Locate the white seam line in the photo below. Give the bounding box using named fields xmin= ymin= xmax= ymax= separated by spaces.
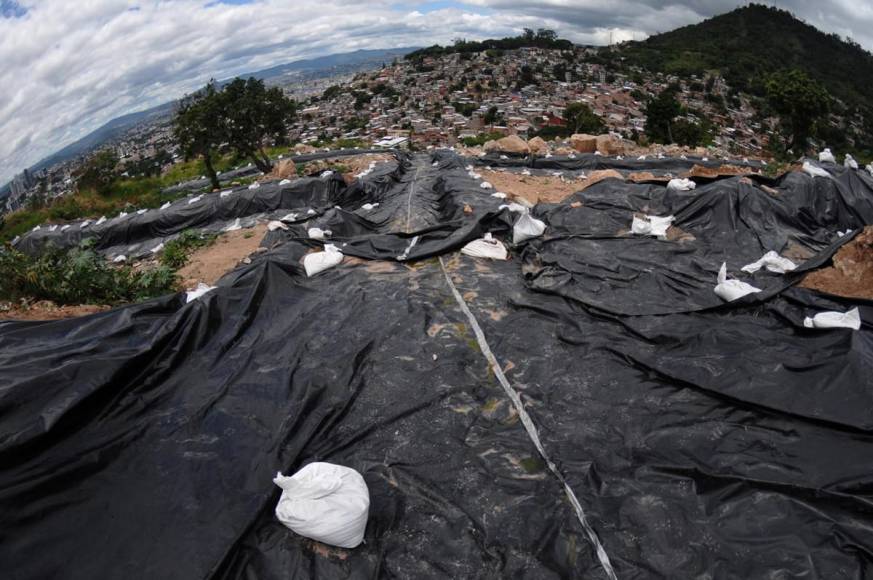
xmin=405 ymin=166 xmax=421 ymax=233
xmin=439 ymin=256 xmax=618 ymax=580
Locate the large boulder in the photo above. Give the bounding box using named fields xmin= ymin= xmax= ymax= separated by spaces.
xmin=293 ymin=143 xmax=317 ymax=155
xmin=484 ymin=134 xmax=531 ymax=155
xmin=270 ymin=160 xmax=298 ymax=180
xmin=569 ymin=134 xmax=597 ymax=153
xmin=595 ymin=134 xmax=625 ymax=155
xmin=527 ymin=136 xmax=550 ymax=156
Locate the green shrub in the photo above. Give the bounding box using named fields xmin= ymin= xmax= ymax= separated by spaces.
xmin=0 ymin=241 xmax=177 ymax=306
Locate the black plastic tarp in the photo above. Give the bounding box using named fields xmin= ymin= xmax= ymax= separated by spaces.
xmin=2 ymin=151 xmax=872 ymax=579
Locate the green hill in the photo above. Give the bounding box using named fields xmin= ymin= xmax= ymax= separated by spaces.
xmin=620 ymin=4 xmax=873 ymax=110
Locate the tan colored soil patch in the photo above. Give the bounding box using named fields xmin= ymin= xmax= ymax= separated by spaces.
xmin=0 ymin=301 xmax=110 ymax=321
xmin=178 ymin=224 xmax=268 ymax=287
xmin=800 ymin=226 xmax=873 ymax=299
xmin=628 ymin=171 xmax=670 ymax=183
xmin=576 ymin=169 xmax=625 ymax=193
xmin=480 ymin=170 xmax=587 ymax=204
xmin=682 ymin=164 xmax=756 ymax=179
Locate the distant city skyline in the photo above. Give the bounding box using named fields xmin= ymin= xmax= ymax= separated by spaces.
xmin=2 ymin=0 xmax=872 ymax=185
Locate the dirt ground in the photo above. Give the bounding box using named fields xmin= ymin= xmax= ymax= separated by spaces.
xmin=686 ymin=164 xmax=761 ymax=179
xmin=0 ymin=301 xmax=111 ymax=321
xmin=481 ymin=169 xmax=625 ymax=204
xmin=178 ymin=224 xmax=269 ymax=287
xmin=800 ymin=226 xmax=873 ymax=299
xmin=264 ymin=153 xmax=394 ymax=184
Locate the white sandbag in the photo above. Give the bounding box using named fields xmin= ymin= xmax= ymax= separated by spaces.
xmin=61 ymin=224 xmax=70 ymax=231
xmin=80 ymin=220 xmax=91 ymax=229
xmin=361 ymin=203 xmax=379 ymax=211
xmin=220 ymin=190 xmax=234 ymax=198
xmin=307 ymin=209 xmax=316 ymax=215
xmin=513 ymin=212 xmax=546 ymax=244
xmin=461 ymin=233 xmax=508 ymax=260
xmin=32 ymin=225 xmax=40 ymax=232
xmin=802 ymin=161 xmax=830 ymax=178
xmin=150 ymin=242 xmax=164 ymax=254
xmin=521 ymin=169 xmax=531 ymax=176
xmin=96 ymin=216 xmax=107 ymax=225
xmin=667 ymin=178 xmax=696 ymax=191
xmin=160 ymin=201 xmax=171 ymax=210
xmin=714 ymin=262 xmax=762 ymax=302
xmin=637 ymin=155 xmax=646 ymax=161
xmin=137 ymin=209 xmax=148 ymax=215
xmin=866 ymin=163 xmax=873 ymax=176
xmin=308 ymin=227 xmax=330 ymax=240
xmin=803 ymin=307 xmax=861 ymax=330
xmin=741 ymin=251 xmax=797 ymax=274
xmin=844 ymin=154 xmax=859 ymax=169
xmin=279 ymin=179 xmax=292 ymax=185
xmin=248 ymin=182 xmax=261 ymax=190
xmin=49 ymin=225 xmax=58 ymax=232
xmin=185 ymin=282 xmax=216 ymax=303
xmin=491 ymin=192 xmax=507 ymax=199
xmin=187 ymin=195 xmax=202 ymax=205
xmin=273 ymin=462 xmax=369 ymax=549
xmin=818 ymin=148 xmax=835 ymax=163
xmin=280 ymin=212 xmax=299 ymax=222
xmin=499 ymin=202 xmax=529 ymax=213
xmin=113 ymin=255 xmax=127 ymax=263
xmin=224 ymin=218 xmax=242 ymax=232
xmin=480 ymin=181 xmax=493 ymax=189
xmin=117 ymin=211 xmax=128 ymax=219
xmin=304 ymin=244 xmax=343 ymax=277
xmin=267 ymin=220 xmax=288 ymax=231
xmin=631 ymin=214 xmax=674 ymax=237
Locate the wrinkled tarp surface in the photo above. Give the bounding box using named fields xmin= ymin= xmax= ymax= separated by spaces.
xmin=2 ymin=152 xmax=873 ymax=579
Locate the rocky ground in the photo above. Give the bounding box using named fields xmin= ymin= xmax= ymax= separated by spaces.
xmin=265 ymin=153 xmax=394 ymax=184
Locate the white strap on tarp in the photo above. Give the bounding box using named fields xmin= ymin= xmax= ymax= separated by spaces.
xmin=438 ymin=256 xmax=617 ymax=580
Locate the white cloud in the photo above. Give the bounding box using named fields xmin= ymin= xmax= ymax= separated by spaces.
xmin=1 ymin=0 xmax=871 ymax=184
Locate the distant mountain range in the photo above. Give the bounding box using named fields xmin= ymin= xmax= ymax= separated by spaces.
xmin=1 ymin=47 xmax=416 ymax=197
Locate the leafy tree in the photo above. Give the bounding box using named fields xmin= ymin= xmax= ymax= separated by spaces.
xmin=765 ymin=69 xmax=830 ymax=153
xmin=518 ymin=65 xmax=536 ymax=88
xmin=77 ymin=150 xmax=120 ymax=196
xmin=174 ymin=82 xmax=224 ymax=190
xmin=220 ymin=78 xmax=296 ymax=172
xmin=564 ymin=102 xmax=605 ymax=135
xmin=484 ymin=106 xmax=499 ymax=125
xmin=672 ymin=118 xmax=713 ymax=147
xmin=644 ymin=88 xmax=682 ymax=144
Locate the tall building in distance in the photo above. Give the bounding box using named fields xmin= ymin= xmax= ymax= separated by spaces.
xmin=9 ymin=168 xmax=35 ymax=197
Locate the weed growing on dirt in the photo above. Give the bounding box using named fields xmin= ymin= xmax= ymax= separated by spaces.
xmin=0 ymin=240 xmax=177 ymax=305
xmin=160 ymin=230 xmax=217 ymax=269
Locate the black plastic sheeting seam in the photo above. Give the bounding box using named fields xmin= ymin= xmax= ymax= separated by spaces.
xmin=438 ymin=255 xmax=618 ymax=580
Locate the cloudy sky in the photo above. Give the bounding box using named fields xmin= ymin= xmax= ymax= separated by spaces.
xmin=1 ymin=0 xmax=871 ymax=184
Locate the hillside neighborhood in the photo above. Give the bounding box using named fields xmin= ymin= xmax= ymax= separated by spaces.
xmin=4 ymin=43 xmax=774 ymax=213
